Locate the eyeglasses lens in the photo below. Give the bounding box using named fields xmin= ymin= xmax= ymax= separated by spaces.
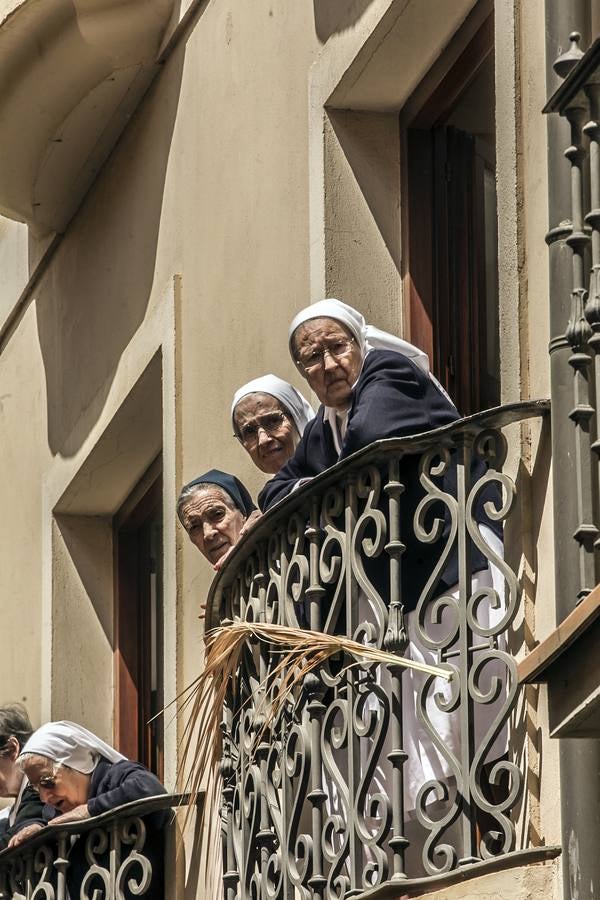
xmin=240 ymin=413 xmax=286 ymax=446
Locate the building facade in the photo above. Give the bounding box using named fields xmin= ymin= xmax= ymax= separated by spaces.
xmin=0 ymin=0 xmax=598 ymax=897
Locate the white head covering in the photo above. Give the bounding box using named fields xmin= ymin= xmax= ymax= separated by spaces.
xmin=231 ymin=374 xmax=315 ymax=436
xmin=288 ymin=298 xmax=454 ymax=407
xmin=289 ymin=298 xmax=430 ymax=367
xmin=19 ymin=721 xmax=126 ymax=775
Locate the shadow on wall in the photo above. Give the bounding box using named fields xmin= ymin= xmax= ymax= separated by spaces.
xmin=327 ymin=110 xmax=401 ymax=273
xmin=313 ymin=0 xmax=377 ymax=42
xmin=506 ymin=414 xmax=551 ymax=848
xmin=323 ymin=109 xmax=401 ymax=322
xmin=35 ymin=40 xmax=185 ymax=458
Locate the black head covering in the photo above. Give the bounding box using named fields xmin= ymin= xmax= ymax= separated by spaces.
xmin=180 ymin=469 xmax=256 ymax=517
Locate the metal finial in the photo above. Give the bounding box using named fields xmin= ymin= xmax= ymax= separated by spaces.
xmin=554 ymin=32 xmax=584 ymax=78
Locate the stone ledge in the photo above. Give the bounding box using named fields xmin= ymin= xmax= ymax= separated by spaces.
xmin=354 ymin=847 xmax=562 ymax=899
xmin=406 ymin=856 xmax=559 ymax=899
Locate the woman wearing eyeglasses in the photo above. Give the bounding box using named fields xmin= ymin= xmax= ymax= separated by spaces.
xmin=14 ymin=721 xmax=167 ymax=898
xmin=259 ymin=298 xmax=459 ymax=510
xmin=231 ymin=374 xmax=315 ymax=475
xmin=259 ymin=297 xmax=503 ymax=607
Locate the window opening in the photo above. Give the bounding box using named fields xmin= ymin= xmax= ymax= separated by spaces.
xmin=403 ymin=13 xmax=499 ymax=414
xmin=114 ymin=462 xmax=164 ymax=779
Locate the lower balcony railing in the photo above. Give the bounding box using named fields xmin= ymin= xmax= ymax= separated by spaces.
xmin=207 ymin=400 xmax=551 ymax=899
xmin=0 ymin=793 xmax=186 ymax=900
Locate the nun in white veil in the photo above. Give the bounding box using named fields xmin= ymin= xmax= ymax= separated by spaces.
xmin=259 ymin=298 xmax=507 ymax=872
xmin=232 ymin=374 xmax=315 ymax=475
xmin=17 ymin=721 xmax=167 ymax=898
xmin=287 ymin=298 xmax=455 ymax=453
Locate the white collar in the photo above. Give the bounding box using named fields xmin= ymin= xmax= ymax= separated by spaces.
xmin=324 ymin=407 xmax=349 ymax=456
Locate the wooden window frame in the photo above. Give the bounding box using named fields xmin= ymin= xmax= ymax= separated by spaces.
xmin=400 ymin=6 xmax=495 ymax=413
xmin=113 ymin=458 xmax=163 ymax=777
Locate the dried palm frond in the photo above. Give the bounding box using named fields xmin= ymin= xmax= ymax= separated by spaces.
xmin=176 ymin=618 xmax=452 ymax=843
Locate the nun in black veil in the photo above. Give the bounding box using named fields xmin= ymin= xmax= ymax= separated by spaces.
xmin=177 ymin=468 xmax=257 ymax=570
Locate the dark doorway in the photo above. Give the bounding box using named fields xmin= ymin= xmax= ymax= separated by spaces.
xmin=114 ymin=460 xmax=164 ymax=779
xmin=402 ymin=10 xmax=499 ymax=415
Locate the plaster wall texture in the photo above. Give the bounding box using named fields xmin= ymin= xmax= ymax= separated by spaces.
xmin=517 ymin=0 xmax=555 ymax=636
xmin=0 ymin=0 xmax=23 ymax=23
xmin=158 ymin=0 xmax=321 ymax=709
xmin=0 ymin=0 xmax=175 ymax=232
xmin=0 ymin=303 xmax=49 ymax=728
xmin=324 ymin=109 xmax=402 ymax=334
xmin=0 ymin=216 xmax=27 ymax=324
xmin=51 ymin=515 xmax=114 ymax=735
xmin=515 ymin=0 xmax=561 ymax=863
xmin=405 ymin=858 xmax=560 ymax=899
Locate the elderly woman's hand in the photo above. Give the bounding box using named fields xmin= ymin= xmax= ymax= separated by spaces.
xmin=239 ymin=509 xmax=263 ymax=537
xmin=7 ymin=823 xmax=44 ymax=848
xmin=212 ymin=510 xmax=263 ymax=572
xmin=48 ymin=804 xmax=90 ymax=825
xmin=212 ymin=546 xmax=233 ymax=572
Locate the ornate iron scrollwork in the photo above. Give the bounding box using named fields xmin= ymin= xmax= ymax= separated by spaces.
xmin=210 ymin=407 xmax=547 ymax=898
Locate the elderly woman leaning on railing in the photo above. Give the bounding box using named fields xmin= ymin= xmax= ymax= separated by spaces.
xmin=4 ymin=721 xmax=168 ymax=900
xmin=259 ymin=299 xmax=507 ymax=755
xmin=206 ymin=395 xmax=550 ymax=898
xmin=0 ymin=793 xmax=183 ymax=900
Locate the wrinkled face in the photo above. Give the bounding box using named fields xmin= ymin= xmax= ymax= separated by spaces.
xmin=22 ymin=755 xmax=90 ymax=812
xmin=293 ymin=318 xmax=363 ymax=410
xmin=181 ymin=488 xmax=245 ymax=564
xmin=233 ymin=393 xmax=300 ymax=474
xmin=0 ymin=739 xmax=23 ymax=797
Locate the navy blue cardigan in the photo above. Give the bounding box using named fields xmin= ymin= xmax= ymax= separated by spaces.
xmin=0 ymin=783 xmax=51 ymax=850
xmin=86 ymin=758 xmax=166 ymax=821
xmin=259 ymin=350 xmax=502 ymax=612
xmin=67 ymin=759 xmax=167 ymax=900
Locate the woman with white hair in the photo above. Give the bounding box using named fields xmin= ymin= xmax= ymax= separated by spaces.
xmin=260 ymin=299 xmax=459 ymax=506
xmin=260 ymin=295 xmax=503 ymax=619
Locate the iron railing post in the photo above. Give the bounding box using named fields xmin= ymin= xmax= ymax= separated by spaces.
xmin=544 ymin=5 xmax=600 ymax=897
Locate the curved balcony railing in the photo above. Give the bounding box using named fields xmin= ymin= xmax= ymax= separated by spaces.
xmin=0 ymin=793 xmax=189 ymax=899
xmin=207 ymin=400 xmax=551 ymax=899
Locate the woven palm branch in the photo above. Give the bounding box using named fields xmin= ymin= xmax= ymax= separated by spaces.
xmin=176 ymin=618 xmax=452 ymax=841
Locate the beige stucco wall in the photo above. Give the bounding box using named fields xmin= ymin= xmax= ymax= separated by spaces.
xmin=0 ymin=304 xmax=48 ymax=729
xmin=0 ymin=0 xmax=321 ymax=767
xmin=164 ymin=0 xmax=321 ymax=735
xmin=0 ymin=216 xmax=27 ymax=325
xmin=516 ymin=0 xmax=562 ymax=865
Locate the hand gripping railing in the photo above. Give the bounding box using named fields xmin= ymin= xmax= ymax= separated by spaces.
xmin=0 ymin=793 xmax=188 ymax=900
xmin=206 ymin=400 xmax=551 ymax=900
